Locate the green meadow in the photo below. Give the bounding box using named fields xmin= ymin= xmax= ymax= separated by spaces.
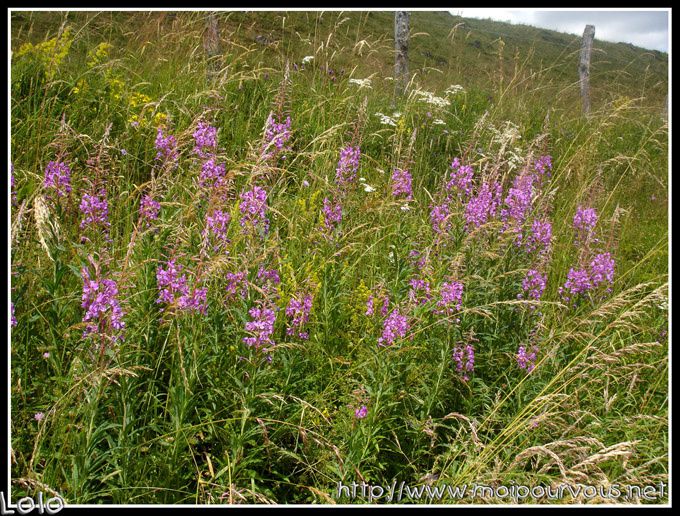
xmin=9 ymin=11 xmax=668 ymax=504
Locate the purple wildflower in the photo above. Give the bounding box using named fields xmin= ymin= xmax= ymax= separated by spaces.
xmin=285 ymin=292 xmax=313 ymax=340
xmin=193 ymin=121 xmax=218 ymax=158
xmin=559 ymin=267 xmax=592 ymax=303
xmin=408 ymin=278 xmax=432 ymax=306
xmin=391 ymin=168 xmax=413 ymax=200
xmin=256 ymin=267 xmax=281 ymax=298
xmin=517 ymin=344 xmax=538 ymax=372
xmin=589 ymin=252 xmax=615 ymax=289
xmin=262 ymin=114 xmax=292 ymax=161
xmin=203 ymin=209 xmax=231 ymax=252
xmin=34 ymin=412 xmax=45 ymax=422
xmin=435 ymin=281 xmax=464 ymax=317
xmin=378 ymin=309 xmax=409 ymax=346
xmin=156 ymin=259 xmax=208 ymax=315
xmin=322 ymin=196 xmax=342 ymax=233
xmin=366 ymin=294 xmax=375 ymax=316
xmin=524 ymin=218 xmax=552 ymax=255
xmin=11 ymin=303 xmax=17 ymax=327
xmin=11 ymin=164 xmax=17 ymax=206
xmin=367 ymin=291 xmax=390 ymax=317
xmin=381 ymin=294 xmax=390 ymax=316
xmin=43 ymin=161 xmax=72 ymax=197
xmin=355 ymin=405 xmax=368 ymax=419
xmin=430 ymin=201 xmax=451 ymax=236
xmin=446 ymin=158 xmax=474 ymax=200
xmin=519 ymin=269 xmax=547 ymax=304
xmin=243 ymin=306 xmax=277 ymax=352
xmin=140 ymin=194 xmax=161 ymax=226
xmin=465 ymin=181 xmax=502 ymax=230
xmin=199 ymin=158 xmax=226 ymax=189
xmin=226 ymin=271 xmax=249 ymax=300
xmin=177 ymin=286 xmax=208 ymax=315
xmin=257 ymin=267 xmax=280 ymax=287
xmin=534 ymin=155 xmax=552 ymax=178
xmin=79 ymin=189 xmax=110 ymax=232
xmin=501 ymin=171 xmax=535 ymax=232
xmin=156 ymin=259 xmax=190 ymax=306
xmin=81 ymin=267 xmax=125 ymax=341
xmin=408 ymin=250 xmax=428 ymax=272
xmin=335 ymin=146 xmax=361 ymax=186
xmin=452 ymin=343 xmax=475 ymax=381
xmin=573 ymin=206 xmax=598 ymax=243
xmin=239 ymin=186 xmax=269 ymax=235
xmin=155 ymin=127 xmax=179 ymax=163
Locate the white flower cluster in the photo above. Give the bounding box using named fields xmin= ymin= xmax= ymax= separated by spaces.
xmin=489 ymin=120 xmax=522 ymax=147
xmin=359 ymin=177 xmax=376 ymax=192
xmin=445 ymin=84 xmax=465 ymax=96
xmin=375 ymin=112 xmax=400 ymax=126
xmin=507 ymin=148 xmax=525 ymax=171
xmin=412 ymin=89 xmax=451 ymax=108
xmin=484 ymin=120 xmax=524 ymax=170
xmin=348 ymin=78 xmax=372 ymax=89
xmin=302 ymin=55 xmax=314 ymax=64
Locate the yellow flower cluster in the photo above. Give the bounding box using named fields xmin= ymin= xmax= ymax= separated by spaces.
xmin=296 ymin=189 xmax=323 ymax=221
xmin=304 ymin=258 xmax=323 ymax=298
xmin=348 ymin=279 xmax=372 ymax=332
xmin=86 ymin=42 xmax=113 ymax=68
xmin=129 ymin=112 xmax=168 ymax=129
xmin=276 ymin=261 xmax=298 ymax=310
xmin=153 ymin=112 xmax=169 ymax=128
xmin=73 ymin=41 xmax=169 ymax=128
xmin=107 ymin=76 xmax=125 ymax=100
xmin=126 ymin=92 xmax=168 ymax=129
xmin=275 ymin=255 xmax=323 ymax=311
xmin=14 ymin=27 xmax=73 ymax=80
xmin=128 ymin=92 xmax=151 ymax=108
xmin=72 ymin=78 xmax=87 ymax=95
xmin=396 ymin=115 xmax=408 ymax=136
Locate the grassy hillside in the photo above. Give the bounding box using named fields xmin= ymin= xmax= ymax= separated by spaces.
xmin=11 ymin=11 xmax=668 ymax=109
xmin=9 ymin=11 xmax=668 ymax=505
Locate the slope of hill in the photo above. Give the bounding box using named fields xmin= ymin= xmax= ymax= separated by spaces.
xmin=11 ymin=10 xmax=668 ymax=113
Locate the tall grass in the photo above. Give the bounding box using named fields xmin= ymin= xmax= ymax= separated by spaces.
xmin=9 ymin=11 xmax=668 ymax=504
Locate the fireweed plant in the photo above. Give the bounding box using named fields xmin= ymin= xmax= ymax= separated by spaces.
xmin=9 ymin=13 xmax=667 ymax=505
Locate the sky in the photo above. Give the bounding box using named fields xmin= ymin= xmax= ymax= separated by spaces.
xmin=450 ymin=9 xmax=670 ymax=53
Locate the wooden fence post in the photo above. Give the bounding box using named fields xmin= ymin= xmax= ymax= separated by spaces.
xmin=204 ymin=12 xmax=221 ymax=80
xmin=394 ymin=11 xmax=410 ymax=99
xmin=579 ymin=24 xmax=595 ymax=115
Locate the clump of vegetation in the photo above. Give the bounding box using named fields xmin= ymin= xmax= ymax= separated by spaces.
xmin=10 ymin=11 xmax=667 ymax=505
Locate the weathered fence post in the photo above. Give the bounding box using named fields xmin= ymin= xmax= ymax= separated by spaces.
xmin=394 ymin=11 xmax=410 ymax=99
xmin=579 ymin=24 xmax=595 ymax=115
xmin=204 ymin=12 xmax=221 ymax=79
